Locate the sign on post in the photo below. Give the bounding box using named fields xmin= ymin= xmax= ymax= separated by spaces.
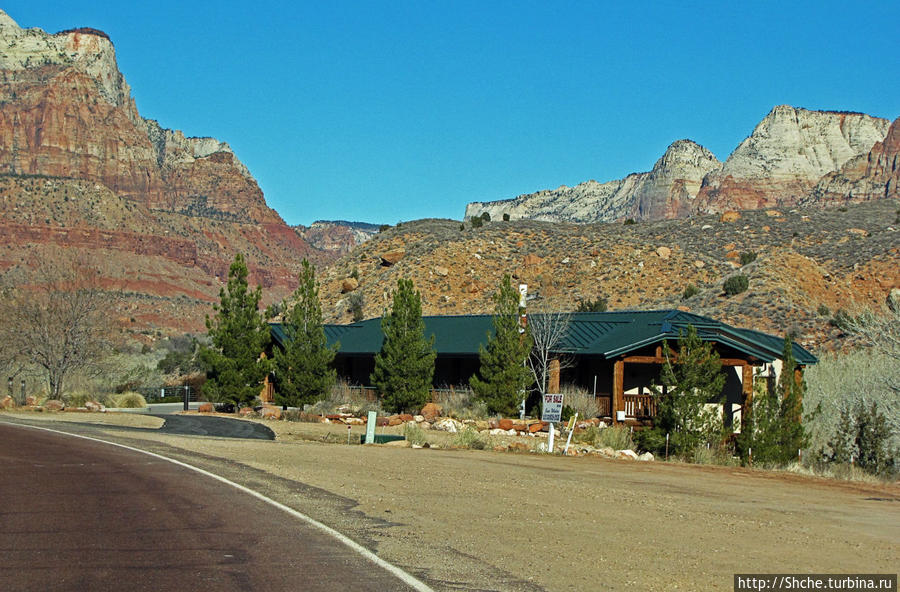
xmin=541 ymin=393 xmax=563 ymax=423
xmin=364 ymin=410 xmax=377 ymax=444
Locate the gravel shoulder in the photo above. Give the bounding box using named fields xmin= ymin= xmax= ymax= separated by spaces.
xmin=4 ymin=410 xmax=898 ymax=592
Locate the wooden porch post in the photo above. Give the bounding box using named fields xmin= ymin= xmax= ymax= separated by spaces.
xmin=740 ymin=363 xmax=753 ymax=432
xmin=612 ymin=359 xmax=624 ymax=425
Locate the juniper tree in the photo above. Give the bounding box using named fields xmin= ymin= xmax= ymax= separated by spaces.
xmin=470 ymin=275 xmax=533 ymax=416
xmin=644 ymin=325 xmax=726 ymax=456
xmin=273 ymin=260 xmax=337 ymax=408
xmin=738 ymin=336 xmax=809 ymax=465
xmin=199 ymin=253 xmax=271 ymax=406
xmin=370 ymin=278 xmax=435 ymax=413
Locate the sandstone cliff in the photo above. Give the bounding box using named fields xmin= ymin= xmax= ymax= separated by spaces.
xmin=0 ymin=10 xmax=328 ymax=337
xmin=465 ymin=140 xmax=720 ymax=223
xmin=467 ymin=106 xmax=892 ymax=222
xmin=804 ymin=117 xmax=900 ymax=206
xmin=694 ymin=106 xmax=890 ymax=213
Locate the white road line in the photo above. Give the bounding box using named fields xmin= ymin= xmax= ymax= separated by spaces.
xmin=3 ymin=420 xmax=434 ymax=592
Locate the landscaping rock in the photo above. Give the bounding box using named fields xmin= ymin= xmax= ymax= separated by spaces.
xmin=433 ymin=417 xmax=463 ymax=433
xmin=398 ymin=413 xmax=414 ymax=422
xmin=343 ymin=417 xmax=365 ymax=425
xmin=388 ymin=416 xmax=403 ymax=427
xmin=84 ymin=401 xmax=104 ymax=412
xmin=616 ymin=449 xmax=639 ymax=460
xmin=507 ymin=442 xmax=530 ymax=453
xmin=43 ymin=399 xmax=64 ymax=411
xmin=414 ymin=414 xmax=425 ymax=423
xmin=25 ymin=396 xmax=38 ymax=406
xmin=528 ymin=422 xmax=544 ymax=433
xmin=498 ymin=418 xmax=514 ymax=431
xmin=489 ymin=428 xmax=508 ymax=436
xmin=420 ymin=402 xmax=442 ymax=421
xmin=0 ymin=395 xmax=15 ymax=409
xmin=598 ymin=447 xmax=616 ymax=458
xmin=638 ymin=452 xmax=655 ymax=462
xmin=198 ymin=402 xmax=214 ymax=413
xmin=239 ymin=407 xmax=255 ymax=416
xmin=720 ymin=211 xmax=741 ymax=223
xmin=261 ymin=405 xmax=282 ymax=420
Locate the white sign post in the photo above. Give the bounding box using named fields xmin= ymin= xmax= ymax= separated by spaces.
xmin=364 ymin=410 xmax=377 ymax=444
xmin=541 ymin=393 xmax=563 ymax=423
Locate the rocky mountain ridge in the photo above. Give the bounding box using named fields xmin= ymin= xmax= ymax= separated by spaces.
xmin=0 ymin=10 xmax=338 ymax=337
xmin=466 ymin=106 xmax=895 ymax=223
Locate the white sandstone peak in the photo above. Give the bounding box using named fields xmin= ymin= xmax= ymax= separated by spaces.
xmin=0 ymin=9 xmax=20 ymax=29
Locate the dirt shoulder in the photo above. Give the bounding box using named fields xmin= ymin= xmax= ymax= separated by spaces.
xmin=4 ymin=411 xmax=898 ymax=592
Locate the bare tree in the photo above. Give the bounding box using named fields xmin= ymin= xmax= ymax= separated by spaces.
xmin=0 ymin=251 xmax=115 ymax=399
xmin=527 ymin=310 xmax=574 ymax=394
xmin=837 ymin=297 xmax=900 ymax=395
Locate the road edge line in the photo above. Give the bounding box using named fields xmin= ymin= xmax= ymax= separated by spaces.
xmin=4 ymin=420 xmax=434 ymax=592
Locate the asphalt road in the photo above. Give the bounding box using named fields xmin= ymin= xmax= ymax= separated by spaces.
xmin=0 ymin=422 xmax=425 ymax=591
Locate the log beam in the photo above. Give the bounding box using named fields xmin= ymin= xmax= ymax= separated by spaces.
xmin=621 ymin=355 xmax=753 ymax=366
xmin=612 ymin=359 xmax=624 ymax=425
xmin=741 ymin=363 xmax=754 ymax=432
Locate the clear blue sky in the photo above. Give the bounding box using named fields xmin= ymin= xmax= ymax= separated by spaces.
xmin=5 ymin=1 xmax=899 ymax=226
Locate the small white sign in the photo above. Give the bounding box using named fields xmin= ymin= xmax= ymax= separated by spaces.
xmin=542 ymin=393 xmax=563 ymax=423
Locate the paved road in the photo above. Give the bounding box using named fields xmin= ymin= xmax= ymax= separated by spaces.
xmin=0 ymin=422 xmax=425 ymax=591
xmin=154 ymin=414 xmax=275 ymax=440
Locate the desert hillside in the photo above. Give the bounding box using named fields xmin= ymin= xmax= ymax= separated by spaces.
xmin=320 ymin=199 xmax=900 ymax=353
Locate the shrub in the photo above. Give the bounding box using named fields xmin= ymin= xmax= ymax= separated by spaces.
xmin=577 ymin=425 xmax=635 ymax=450
xmin=827 ymin=400 xmax=896 ymax=476
xmin=480 ymin=212 xmax=491 ymax=222
xmin=560 ymin=384 xmax=603 ymax=419
xmin=682 ymin=284 xmax=699 ymax=300
xmin=403 ymin=422 xmax=428 ymax=447
xmin=470 ymin=216 xmax=483 ymax=229
xmin=739 ymin=251 xmax=758 ymax=266
xmin=433 ymin=388 xmax=488 ymax=420
xmin=817 ymin=304 xmax=831 ymax=317
xmin=459 ymin=223 xmax=465 ymax=231
xmin=691 ymin=444 xmax=739 ymax=465
xmin=502 ymin=213 xmax=510 ymax=221
xmin=64 ymin=391 xmax=96 ymax=408
xmin=348 ymin=292 xmax=365 ymax=322
xmin=378 ymin=224 xmax=390 ymax=232
xmin=576 ymin=297 xmax=608 ymax=312
xmin=452 ymin=427 xmax=489 ymax=450
xmin=306 ymin=379 xmax=383 ymax=416
xmin=114 ymin=392 xmax=147 ymax=408
xmin=723 ymin=274 xmax=749 ymax=296
xmin=623 ymin=218 xmax=636 ymax=225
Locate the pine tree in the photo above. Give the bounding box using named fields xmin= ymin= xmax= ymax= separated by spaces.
xmin=646 ymin=325 xmax=726 ymax=456
xmin=370 ymin=278 xmax=436 ymax=413
xmin=470 ymin=275 xmax=533 ymax=416
xmin=199 ymin=253 xmax=271 ymax=406
xmin=273 ymin=259 xmax=337 ymax=408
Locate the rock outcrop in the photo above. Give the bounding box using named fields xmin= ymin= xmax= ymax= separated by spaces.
xmin=466 ymin=106 xmax=892 ymax=222
xmin=0 ymin=10 xmax=330 ymax=337
xmin=694 ymin=106 xmax=890 ymax=213
xmin=804 ymin=116 xmax=900 ymax=206
xmin=465 ymin=140 xmax=720 ymax=223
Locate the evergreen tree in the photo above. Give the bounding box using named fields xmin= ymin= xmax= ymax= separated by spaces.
xmin=645 ymin=325 xmax=726 ymax=456
xmin=775 ymin=335 xmax=807 ymax=462
xmin=273 ymin=259 xmax=337 ymax=408
xmin=470 ymin=275 xmax=533 ymax=416
xmin=370 ymin=278 xmax=436 ymax=413
xmin=738 ymin=336 xmax=809 ymax=465
xmin=199 ymin=254 xmax=271 ymax=406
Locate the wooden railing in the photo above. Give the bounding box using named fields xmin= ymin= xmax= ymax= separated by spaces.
xmin=624 ymin=394 xmax=657 ymax=418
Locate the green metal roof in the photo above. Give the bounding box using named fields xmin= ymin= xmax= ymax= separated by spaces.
xmin=269 ymin=310 xmax=818 ymax=365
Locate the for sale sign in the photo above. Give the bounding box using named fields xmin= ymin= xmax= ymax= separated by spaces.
xmin=541 ymin=393 xmax=563 ymax=423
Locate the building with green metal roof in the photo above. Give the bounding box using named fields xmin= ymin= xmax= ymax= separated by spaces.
xmin=270 ymin=309 xmax=816 ymax=427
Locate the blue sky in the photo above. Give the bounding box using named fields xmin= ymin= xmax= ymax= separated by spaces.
xmin=4 ymin=1 xmax=899 ymax=226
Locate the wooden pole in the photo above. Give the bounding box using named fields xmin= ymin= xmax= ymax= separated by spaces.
xmin=612 ymin=359 xmax=624 ymax=425
xmin=741 ymin=363 xmax=753 ymax=433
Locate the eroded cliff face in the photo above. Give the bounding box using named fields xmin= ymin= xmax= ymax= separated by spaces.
xmin=465 ymin=140 xmax=720 ymax=223
xmin=0 ymin=10 xmax=325 ymax=336
xmin=694 ymin=106 xmax=890 ymax=213
xmin=0 ymin=10 xmax=277 ymax=224
xmin=805 ymin=117 xmax=900 ymax=206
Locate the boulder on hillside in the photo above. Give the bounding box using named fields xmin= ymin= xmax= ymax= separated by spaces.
xmin=380 ymin=250 xmax=405 ymax=266
xmin=655 ymin=246 xmax=671 ymax=260
xmin=341 ymin=277 xmax=359 ymax=293
xmin=720 ymin=211 xmax=741 ymax=223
